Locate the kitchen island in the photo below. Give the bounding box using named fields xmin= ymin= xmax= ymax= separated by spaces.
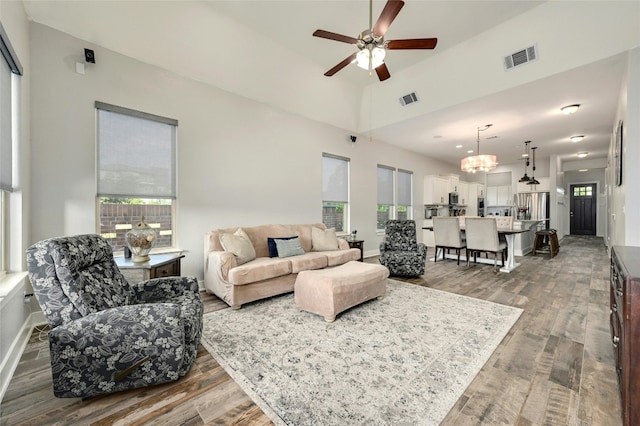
xmin=512 ymin=220 xmax=544 ymax=256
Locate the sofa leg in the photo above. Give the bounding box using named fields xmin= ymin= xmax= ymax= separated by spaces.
xmin=231 ymin=305 xmax=242 ymax=310
xmin=324 ymin=316 xmax=336 ymax=323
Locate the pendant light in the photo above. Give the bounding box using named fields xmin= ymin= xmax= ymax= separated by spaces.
xmin=526 ymin=146 xmax=540 ymax=185
xmin=518 ymin=141 xmax=531 ymax=182
xmin=460 ymin=124 xmax=497 ymax=173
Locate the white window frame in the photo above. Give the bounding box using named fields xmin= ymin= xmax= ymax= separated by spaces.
xmin=0 ymin=22 xmax=22 ymax=275
xmin=95 ymin=102 xmax=178 ymax=253
xmin=322 ymin=153 xmax=350 ymax=234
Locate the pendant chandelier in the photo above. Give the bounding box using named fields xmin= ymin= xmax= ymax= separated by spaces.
xmin=527 ymin=146 xmax=540 ymax=185
xmin=518 ymin=141 xmax=531 ymax=182
xmin=461 ymin=124 xmax=497 ymax=173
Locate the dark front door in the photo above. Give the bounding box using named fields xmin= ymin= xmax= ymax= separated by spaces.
xmin=570 ymin=183 xmax=597 ymax=235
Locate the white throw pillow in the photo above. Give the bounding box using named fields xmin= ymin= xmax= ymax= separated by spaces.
xmin=219 ymin=228 xmax=256 ymax=265
xmin=311 ymin=227 xmax=339 ymax=251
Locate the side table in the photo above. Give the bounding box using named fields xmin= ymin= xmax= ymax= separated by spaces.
xmin=346 ymin=239 xmax=364 ymax=261
xmin=115 ymin=252 xmax=185 ymax=284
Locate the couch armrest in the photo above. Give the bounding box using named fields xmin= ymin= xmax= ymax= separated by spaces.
xmin=48 ymin=303 xmax=185 ymax=398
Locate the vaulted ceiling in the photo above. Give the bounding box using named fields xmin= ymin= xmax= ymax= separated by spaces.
xmin=23 ymin=1 xmax=640 ymax=167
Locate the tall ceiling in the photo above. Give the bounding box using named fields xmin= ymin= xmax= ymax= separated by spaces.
xmin=23 ymin=1 xmax=640 ymax=168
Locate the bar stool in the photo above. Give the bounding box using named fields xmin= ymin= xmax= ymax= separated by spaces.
xmin=533 ymin=229 xmax=559 ymax=258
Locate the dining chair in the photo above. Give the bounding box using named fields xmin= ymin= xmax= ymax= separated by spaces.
xmin=464 ymin=217 xmax=507 ymax=271
xmin=433 ymin=217 xmax=466 ymax=265
xmin=494 ymin=215 xmax=514 ymax=246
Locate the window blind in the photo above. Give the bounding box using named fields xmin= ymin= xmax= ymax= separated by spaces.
xmin=377 ymin=165 xmax=394 ymax=205
xmin=0 ymin=56 xmax=11 ymax=192
xmin=397 ymin=169 xmax=413 ymax=205
xmin=322 ymin=153 xmax=349 ymax=203
xmin=96 ymin=102 xmax=177 ymax=198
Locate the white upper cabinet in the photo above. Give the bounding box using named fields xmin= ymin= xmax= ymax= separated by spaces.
xmin=424 ymin=175 xmax=449 ymax=204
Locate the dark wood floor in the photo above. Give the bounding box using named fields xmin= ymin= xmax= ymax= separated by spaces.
xmin=0 ymin=235 xmax=622 ymax=425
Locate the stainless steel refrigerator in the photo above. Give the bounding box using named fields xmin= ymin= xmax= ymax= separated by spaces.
xmin=515 ymin=192 xmax=550 ymax=225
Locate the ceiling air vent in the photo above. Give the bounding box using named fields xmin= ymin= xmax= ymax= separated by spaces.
xmin=503 ymin=44 xmax=538 ymax=70
xmin=399 ymin=92 xmax=418 ymax=106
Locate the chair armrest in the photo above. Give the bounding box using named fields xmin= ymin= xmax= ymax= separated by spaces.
xmin=379 ymin=241 xmax=387 ymax=253
xmin=48 ymin=303 xmax=185 ymax=398
xmin=417 ymin=243 xmax=427 ymax=256
xmin=129 ymin=276 xmax=199 ymax=302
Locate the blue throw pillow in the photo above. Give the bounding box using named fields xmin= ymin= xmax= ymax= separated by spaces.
xmin=275 ymin=237 xmax=305 ymax=258
xmin=267 ymin=236 xmax=297 ymax=257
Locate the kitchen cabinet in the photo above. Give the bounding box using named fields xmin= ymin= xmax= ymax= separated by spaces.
xmin=457 ymin=181 xmax=469 ymax=205
xmin=424 ymin=176 xmax=449 ymax=204
xmin=610 ymin=246 xmax=640 ymax=426
xmin=466 ymin=183 xmax=484 ymax=216
xmin=487 ymin=185 xmax=512 ymax=206
xmin=446 ymin=174 xmax=460 ymax=194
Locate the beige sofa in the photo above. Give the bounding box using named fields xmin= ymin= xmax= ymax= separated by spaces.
xmin=204 ymin=223 xmax=360 ymax=309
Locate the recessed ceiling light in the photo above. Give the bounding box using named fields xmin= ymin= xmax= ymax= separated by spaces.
xmin=561 ymin=104 xmax=580 ymax=114
xmin=521 ymin=153 xmax=529 ymax=157
xmin=455 ymin=145 xmax=463 ymax=149
xmin=579 ymin=169 xmax=588 ymax=172
xmin=577 ymin=152 xmax=588 ymax=158
xmin=570 ymin=135 xmax=584 ymax=142
xmin=467 ymin=150 xmax=474 ymax=154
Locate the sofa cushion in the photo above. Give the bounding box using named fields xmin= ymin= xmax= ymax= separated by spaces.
xmin=311 ymin=227 xmax=339 ymax=251
xmin=322 ymin=248 xmax=361 ymax=266
xmin=267 ymin=236 xmax=297 ymax=258
xmin=228 ymin=257 xmax=292 ymax=285
xmin=219 ymin=228 xmax=256 ymax=265
xmin=289 ymin=252 xmax=328 ymax=273
xmin=276 ymin=237 xmax=305 ymax=258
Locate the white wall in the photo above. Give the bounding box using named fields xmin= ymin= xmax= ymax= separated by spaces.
xmin=29 ymin=23 xmax=460 ymax=280
xmin=609 ymin=47 xmax=640 ymax=248
xmin=0 ymin=0 xmax=35 ymax=404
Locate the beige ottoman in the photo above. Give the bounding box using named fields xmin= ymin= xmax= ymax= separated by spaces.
xmin=295 ymin=261 xmax=389 ymax=322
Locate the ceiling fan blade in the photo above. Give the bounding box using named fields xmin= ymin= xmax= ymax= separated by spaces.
xmin=386 ymin=38 xmax=438 ymax=50
xmin=373 ymin=0 xmax=405 ymax=37
xmin=375 ymin=63 xmax=391 ymax=81
xmin=324 ymin=53 xmax=358 ymax=77
xmin=313 ymin=29 xmax=358 ymax=45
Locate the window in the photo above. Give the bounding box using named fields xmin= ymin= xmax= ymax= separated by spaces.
xmin=397 ymin=169 xmax=413 ymax=221
xmin=322 ymin=153 xmax=349 ymax=233
xmin=96 ymin=102 xmax=177 ymax=253
xmin=573 ymin=185 xmax=593 ymax=197
xmin=377 ymin=165 xmax=394 ymax=230
xmin=377 ymin=165 xmax=413 ymax=231
xmin=0 ymin=23 xmax=22 ymax=274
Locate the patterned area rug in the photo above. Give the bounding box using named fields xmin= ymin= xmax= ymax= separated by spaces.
xmin=200 ymin=279 xmax=522 ymax=425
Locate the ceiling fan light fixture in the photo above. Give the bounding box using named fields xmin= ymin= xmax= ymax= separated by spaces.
xmin=356 ymin=46 xmax=386 ymax=70
xmin=570 ymin=135 xmax=584 ymax=142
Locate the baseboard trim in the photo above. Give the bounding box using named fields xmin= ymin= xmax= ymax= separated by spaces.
xmin=0 ymin=312 xmax=42 ymax=404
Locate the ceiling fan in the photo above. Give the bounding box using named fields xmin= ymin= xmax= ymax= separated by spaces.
xmin=313 ymin=0 xmax=438 ymax=81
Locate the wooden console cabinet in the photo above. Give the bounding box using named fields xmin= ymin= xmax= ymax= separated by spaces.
xmin=115 ymin=252 xmax=184 ymax=284
xmin=610 ymin=246 xmax=640 ymax=425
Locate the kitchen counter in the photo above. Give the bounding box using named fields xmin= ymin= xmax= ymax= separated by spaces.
xmin=512 ymin=220 xmax=543 ymax=255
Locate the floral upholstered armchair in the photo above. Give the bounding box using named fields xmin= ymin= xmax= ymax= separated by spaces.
xmin=26 ymin=234 xmax=203 ymax=398
xmin=379 ymin=220 xmax=427 ymax=277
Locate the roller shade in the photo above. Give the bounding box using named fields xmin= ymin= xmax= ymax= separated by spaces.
xmin=397 ymin=169 xmax=413 ymax=205
xmin=377 ymin=165 xmax=394 ymax=205
xmin=322 ymin=153 xmax=349 ymax=202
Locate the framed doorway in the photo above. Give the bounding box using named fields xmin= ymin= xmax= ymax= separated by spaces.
xmin=570 ymin=183 xmax=597 ymax=235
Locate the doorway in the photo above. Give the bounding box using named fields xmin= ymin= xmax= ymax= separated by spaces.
xmin=570 ymin=183 xmax=597 ymax=235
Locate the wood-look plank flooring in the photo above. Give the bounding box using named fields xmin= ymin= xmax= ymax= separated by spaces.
xmin=0 ymin=235 xmax=622 ymax=425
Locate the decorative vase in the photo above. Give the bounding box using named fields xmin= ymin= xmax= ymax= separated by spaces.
xmin=125 ymin=216 xmax=157 ymax=262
